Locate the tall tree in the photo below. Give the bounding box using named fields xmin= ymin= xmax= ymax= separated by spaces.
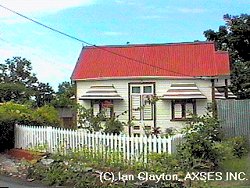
xmin=34 ymin=82 xmax=55 ymax=107
xmin=204 ymin=14 xmax=250 ymax=98
xmin=0 ymin=57 xmax=55 ymax=105
xmin=57 ymin=81 xmax=75 ymax=96
xmin=51 ymin=81 xmax=76 ymax=107
xmin=4 ymin=57 xmax=38 ymax=85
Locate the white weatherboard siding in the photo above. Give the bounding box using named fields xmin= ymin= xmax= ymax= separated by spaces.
xmin=76 ymin=78 xmax=219 ymax=134
xmin=215 ymin=77 xmax=228 ymax=87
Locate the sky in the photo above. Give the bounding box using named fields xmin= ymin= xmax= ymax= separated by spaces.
xmin=0 ymin=0 xmax=249 ymax=90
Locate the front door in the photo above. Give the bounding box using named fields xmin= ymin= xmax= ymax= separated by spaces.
xmin=129 ymin=83 xmax=155 ymax=135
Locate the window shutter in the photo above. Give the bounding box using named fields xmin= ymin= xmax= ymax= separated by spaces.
xmin=186 ymin=103 xmax=193 ymax=118
xmin=131 ymin=95 xmax=141 ymax=120
xmin=174 ymin=103 xmax=182 ymax=118
xmin=142 ymin=95 xmax=153 ymax=120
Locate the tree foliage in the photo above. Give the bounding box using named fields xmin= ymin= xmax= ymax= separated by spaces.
xmin=57 ymin=81 xmax=75 ymax=96
xmin=51 ymin=81 xmax=76 ymax=107
xmin=1 ymin=57 xmax=38 ymax=86
xmin=0 ymin=57 xmax=55 ymax=106
xmin=35 ymin=82 xmax=55 ymax=107
xmin=204 ymin=14 xmax=250 ymax=98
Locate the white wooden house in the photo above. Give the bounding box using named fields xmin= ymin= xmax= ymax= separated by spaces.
xmin=71 ymin=42 xmax=236 ymax=135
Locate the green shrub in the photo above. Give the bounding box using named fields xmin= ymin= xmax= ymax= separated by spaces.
xmin=0 ymin=102 xmax=33 ymax=151
xmin=77 ymin=105 xmax=104 ymax=132
xmin=213 ymin=141 xmax=234 ymax=160
xmin=103 ymin=116 xmax=124 ymax=134
xmin=33 ymin=105 xmax=62 ymax=127
xmin=0 ymin=102 xmax=33 ymax=123
xmin=177 ymin=113 xmax=222 ymax=172
xmin=0 ymin=102 xmax=62 ymax=127
xmin=28 ymin=151 xmax=124 ymax=187
xmin=147 ymin=153 xmax=179 ymax=173
xmin=220 ymin=155 xmax=249 ymax=173
xmin=0 ymin=102 xmax=62 ymax=151
xmin=226 ymin=137 xmax=249 ymax=158
xmin=29 ymin=157 xmax=98 ymax=186
xmin=77 ymin=105 xmax=124 ymax=134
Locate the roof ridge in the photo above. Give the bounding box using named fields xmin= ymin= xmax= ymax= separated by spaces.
xmin=216 ymin=50 xmax=229 ymax=53
xmin=83 ymin=41 xmax=214 ymax=49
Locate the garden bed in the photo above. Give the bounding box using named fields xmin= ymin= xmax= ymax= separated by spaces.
xmin=6 ymin=149 xmax=46 ymax=162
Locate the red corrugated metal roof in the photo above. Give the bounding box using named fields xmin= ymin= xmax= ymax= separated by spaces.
xmin=71 ymin=42 xmax=230 ymax=80
xmin=215 ymin=51 xmax=230 ymax=75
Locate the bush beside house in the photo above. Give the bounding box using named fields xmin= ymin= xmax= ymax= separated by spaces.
xmin=0 ymin=102 xmax=62 ymax=152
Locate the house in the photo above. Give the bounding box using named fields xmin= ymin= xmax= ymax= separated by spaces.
xmin=71 ymin=41 xmax=236 ymax=135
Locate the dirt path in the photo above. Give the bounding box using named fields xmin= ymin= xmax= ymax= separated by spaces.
xmin=0 ymin=175 xmax=46 ymax=188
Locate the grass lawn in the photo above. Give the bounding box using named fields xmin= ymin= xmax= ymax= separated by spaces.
xmin=207 ymin=154 xmax=250 ymax=188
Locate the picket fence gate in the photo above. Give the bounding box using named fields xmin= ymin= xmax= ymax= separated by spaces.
xmin=15 ymin=125 xmax=183 ymax=163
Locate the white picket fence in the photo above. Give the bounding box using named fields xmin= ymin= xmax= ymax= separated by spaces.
xmin=14 ymin=125 xmax=184 ymax=163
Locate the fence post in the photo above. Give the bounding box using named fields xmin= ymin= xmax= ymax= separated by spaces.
xmin=14 ymin=124 xmax=17 ymax=148
xmin=167 ymin=137 xmax=172 ymax=154
xmin=46 ymin=126 xmax=52 ymax=153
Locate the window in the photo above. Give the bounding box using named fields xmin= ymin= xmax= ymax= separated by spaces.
xmin=132 ymin=86 xmax=140 ymax=93
xmin=130 ymin=84 xmax=154 ymax=120
xmin=91 ymin=100 xmax=113 ymax=118
xmin=171 ymin=99 xmax=196 ymax=120
xmin=143 ymin=86 xmax=152 ymax=93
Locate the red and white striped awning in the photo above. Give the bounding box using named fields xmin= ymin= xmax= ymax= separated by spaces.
xmin=215 ymin=88 xmax=225 ymax=99
xmin=79 ymin=86 xmax=123 ymax=100
xmin=227 ymin=89 xmax=237 ymax=99
xmin=162 ymin=83 xmax=207 ymax=99
xmin=215 ymin=88 xmax=237 ymax=99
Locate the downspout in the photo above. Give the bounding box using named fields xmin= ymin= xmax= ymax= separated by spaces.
xmin=211 ymin=79 xmax=216 ymax=117
xmin=225 ymin=79 xmax=228 ymax=99
xmin=128 ymin=83 xmax=131 ymax=136
xmin=73 ymin=80 xmax=78 ymax=128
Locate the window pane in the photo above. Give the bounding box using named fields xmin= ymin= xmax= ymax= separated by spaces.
xmin=102 ymin=108 xmax=111 ymax=118
xmin=186 ymin=103 xmax=194 ymax=118
xmin=101 ymin=100 xmax=113 ymax=118
xmin=143 ymin=86 xmax=152 ymax=93
xmin=93 ymin=103 xmax=99 ymax=116
xmin=174 ymin=103 xmax=182 ymax=118
xmin=132 ymin=86 xmax=140 ymax=93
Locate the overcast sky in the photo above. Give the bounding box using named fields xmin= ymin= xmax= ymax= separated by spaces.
xmin=0 ymin=0 xmax=249 ymax=90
